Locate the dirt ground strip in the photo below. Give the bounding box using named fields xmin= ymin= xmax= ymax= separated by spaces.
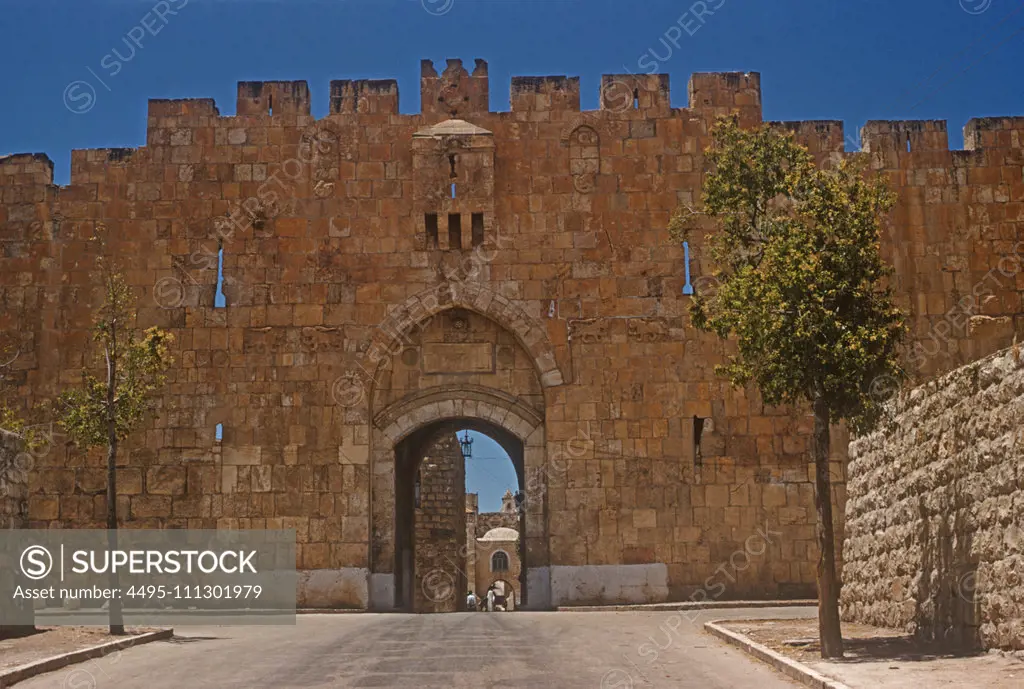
xmin=720 ymin=618 xmax=1024 ymax=689
xmin=0 ymin=627 xmax=157 ymax=671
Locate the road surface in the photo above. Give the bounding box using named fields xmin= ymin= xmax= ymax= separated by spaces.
xmin=24 ymin=607 xmax=814 ymax=688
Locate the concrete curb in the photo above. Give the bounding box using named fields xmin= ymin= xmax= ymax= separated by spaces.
xmin=704 ymin=621 xmax=853 ymax=689
xmin=0 ymin=628 xmax=173 ymax=688
xmin=556 ymin=599 xmax=817 ymax=612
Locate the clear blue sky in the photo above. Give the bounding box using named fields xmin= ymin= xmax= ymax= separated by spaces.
xmin=461 ymin=430 xmax=518 ymax=512
xmin=1 ymin=0 xmax=1022 ymax=184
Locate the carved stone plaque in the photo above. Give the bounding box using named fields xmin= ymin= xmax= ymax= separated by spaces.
xmin=421 ymin=343 xmax=494 ymax=374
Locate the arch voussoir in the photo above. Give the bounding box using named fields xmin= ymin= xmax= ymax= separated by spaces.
xmin=375 ymin=385 xmax=543 ymax=445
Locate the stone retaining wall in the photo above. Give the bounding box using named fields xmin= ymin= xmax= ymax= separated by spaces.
xmin=842 ymin=347 xmax=1024 ymax=649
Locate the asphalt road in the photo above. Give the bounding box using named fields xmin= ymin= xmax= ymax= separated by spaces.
xmin=23 ymin=607 xmax=814 ymax=688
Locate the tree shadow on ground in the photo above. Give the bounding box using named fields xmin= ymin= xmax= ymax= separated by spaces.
xmin=0 ymin=627 xmax=45 ymax=640
xmin=797 ymin=635 xmax=987 ymax=664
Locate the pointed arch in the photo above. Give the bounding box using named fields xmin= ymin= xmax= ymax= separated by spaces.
xmin=365 ymin=281 xmax=564 ymax=390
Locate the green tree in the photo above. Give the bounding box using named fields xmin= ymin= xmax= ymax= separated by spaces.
xmin=0 ymin=346 xmax=44 ymax=637
xmin=671 ymin=118 xmax=906 ymax=658
xmin=56 ymin=244 xmax=173 ymax=635
xmin=1 ymin=346 xmax=32 ymax=446
xmin=0 ymin=344 xmax=48 ymax=492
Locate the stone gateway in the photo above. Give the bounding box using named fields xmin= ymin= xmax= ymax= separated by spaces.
xmin=1 ymin=59 xmax=1021 ymax=610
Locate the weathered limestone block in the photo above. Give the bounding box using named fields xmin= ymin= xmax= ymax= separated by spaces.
xmin=843 ymin=348 xmax=1024 ymax=650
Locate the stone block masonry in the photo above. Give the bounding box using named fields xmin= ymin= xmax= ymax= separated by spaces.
xmin=0 ymin=58 xmax=1022 ymax=608
xmin=413 ymin=433 xmax=466 ymax=613
xmin=842 ymin=346 xmax=1024 ymax=649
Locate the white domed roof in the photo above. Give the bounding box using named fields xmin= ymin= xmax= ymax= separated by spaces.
xmin=479 ymin=527 xmax=519 ymax=542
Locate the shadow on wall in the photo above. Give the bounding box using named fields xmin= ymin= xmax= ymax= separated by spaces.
xmin=913 ymin=467 xmax=981 ymax=649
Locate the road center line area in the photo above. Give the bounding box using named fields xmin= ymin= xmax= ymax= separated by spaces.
xmin=17 ymin=608 xmax=813 ymax=688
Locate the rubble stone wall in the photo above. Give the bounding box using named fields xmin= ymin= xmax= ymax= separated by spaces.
xmin=842 ymin=347 xmax=1024 ymax=649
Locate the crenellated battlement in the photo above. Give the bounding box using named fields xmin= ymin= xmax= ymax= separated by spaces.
xmin=236 ymin=80 xmax=311 ymax=118
xmin=601 ymin=73 xmax=671 ymax=116
xmin=330 ymin=79 xmax=400 ymax=115
xmin=148 ymin=98 xmax=220 ymax=120
xmin=688 ymin=72 xmax=761 ymax=110
xmin=510 ymin=76 xmax=580 ymax=113
xmin=3 ymin=60 xmax=1022 ymax=191
xmin=964 ymin=116 xmax=1024 ymax=150
xmin=769 ymin=121 xmax=846 ymax=155
xmin=0 ymin=153 xmax=54 ymax=187
xmin=421 ymin=58 xmax=489 ymax=118
xmin=860 ymin=120 xmax=949 ymax=153
xmin=69 ymin=147 xmax=141 ymax=185
xmin=129 ymin=63 xmax=763 ymax=121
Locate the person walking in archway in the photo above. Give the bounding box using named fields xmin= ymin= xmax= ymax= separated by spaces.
xmin=485 ymin=585 xmax=496 ymax=612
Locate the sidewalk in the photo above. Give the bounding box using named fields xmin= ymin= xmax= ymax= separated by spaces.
xmin=556 ymin=598 xmax=816 ymax=612
xmin=1 ymin=627 xmax=131 ymax=671
xmin=712 ymin=618 xmax=1024 ymax=688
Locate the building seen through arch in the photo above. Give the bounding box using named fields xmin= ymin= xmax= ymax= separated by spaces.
xmin=466 ymin=492 xmax=522 ymax=610
xmin=399 ymin=429 xmax=523 ymax=613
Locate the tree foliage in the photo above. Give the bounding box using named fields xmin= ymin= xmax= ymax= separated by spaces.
xmin=55 ymin=250 xmax=173 ymax=451
xmin=0 ymin=345 xmax=45 ymax=453
xmin=54 ymin=235 xmax=173 ymax=635
xmin=671 ymin=117 xmax=907 ymax=433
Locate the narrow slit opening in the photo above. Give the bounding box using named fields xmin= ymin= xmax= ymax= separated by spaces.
xmin=693 ymin=416 xmax=705 ymax=467
xmin=215 ymin=423 xmax=223 ymax=442
xmin=214 ymin=243 xmax=226 ymax=308
xmin=425 ymin=213 xmax=439 ymax=248
xmin=448 ymin=213 xmax=462 ymax=250
xmin=471 ymin=213 xmax=484 ymax=247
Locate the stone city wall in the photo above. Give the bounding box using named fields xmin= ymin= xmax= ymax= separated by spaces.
xmin=843 ymin=347 xmax=1024 ymax=649
xmin=1 ymin=59 xmax=1021 ymax=608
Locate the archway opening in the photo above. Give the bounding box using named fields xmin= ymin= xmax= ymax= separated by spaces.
xmin=487 ymin=579 xmax=517 ymax=611
xmin=393 ymin=419 xmax=525 ymax=613
xmin=464 ymin=430 xmax=523 ymax=612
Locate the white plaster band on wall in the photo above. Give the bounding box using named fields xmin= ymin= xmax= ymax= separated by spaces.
xmin=525 ymin=566 xmax=551 ymax=610
xmin=297 ymin=568 xmax=369 ymax=609
xmin=550 ymin=563 xmax=669 ymax=606
xmin=369 ymin=572 xmax=395 ymax=610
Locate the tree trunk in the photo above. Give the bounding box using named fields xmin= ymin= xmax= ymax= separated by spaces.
xmin=812 ymin=395 xmax=843 ymax=658
xmin=106 ymin=345 xmax=125 ymax=636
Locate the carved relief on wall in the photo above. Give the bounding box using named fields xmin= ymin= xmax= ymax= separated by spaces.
xmin=439 ymin=70 xmax=468 ymax=117
xmin=568 ymin=125 xmax=600 ymax=194
xmin=313 ymin=180 xmax=334 ymax=198
xmin=243 ymin=327 xmax=283 ymax=355
xmin=569 ymin=318 xmax=609 ymax=344
xmin=627 ymin=317 xmax=670 ymax=343
xmin=443 ymin=310 xmax=472 ymax=343
xmin=300 ymin=326 xmax=344 ymax=353
xmin=299 ymin=125 xmax=342 ymax=178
